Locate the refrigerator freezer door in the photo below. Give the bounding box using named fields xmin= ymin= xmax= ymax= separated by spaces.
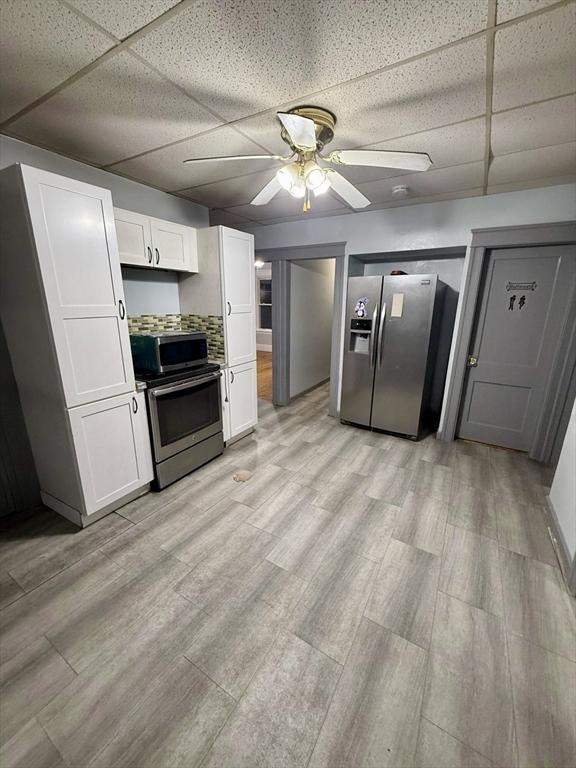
xmin=371 ymin=274 xmax=437 ymax=436
xmin=340 ymin=276 xmax=383 ymax=427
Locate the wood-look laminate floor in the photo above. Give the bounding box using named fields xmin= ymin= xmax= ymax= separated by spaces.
xmin=1 ymin=384 xmax=574 ymax=768
xmin=257 ymin=351 xmax=273 ymax=401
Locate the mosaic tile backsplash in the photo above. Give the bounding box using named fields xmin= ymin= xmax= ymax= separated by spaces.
xmin=128 ymin=314 xmax=225 ymax=360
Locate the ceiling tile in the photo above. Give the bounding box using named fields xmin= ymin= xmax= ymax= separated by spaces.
xmin=492 ymin=5 xmax=576 ymax=112
xmin=67 ymin=0 xmax=180 ymax=40
xmin=209 ymin=208 xmax=255 ymax=227
xmin=9 ymin=52 xmax=223 ymax=166
xmin=488 ymin=142 xmax=576 ymax=185
xmin=300 ymin=39 xmax=486 ymax=149
xmin=227 ymin=190 xmax=347 ymax=221
xmin=110 ymin=126 xmax=278 ymax=189
xmin=356 ymin=161 xmax=485 ymax=204
xmin=236 ymin=40 xmax=487 ymax=155
xmin=491 ymin=95 xmax=576 ymax=156
xmin=334 ymin=118 xmax=486 ymax=184
xmin=180 ymin=170 xmax=280 ymax=208
xmin=0 ymin=0 xmax=114 ymax=122
xmin=132 ymin=0 xmax=487 ymax=122
xmin=496 ymin=0 xmax=559 ymax=24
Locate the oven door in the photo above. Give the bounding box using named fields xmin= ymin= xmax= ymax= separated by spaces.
xmin=147 ymin=371 xmax=222 ymax=462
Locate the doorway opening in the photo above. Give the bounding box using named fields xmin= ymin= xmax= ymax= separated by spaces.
xmin=255 ymin=262 xmax=273 ymax=401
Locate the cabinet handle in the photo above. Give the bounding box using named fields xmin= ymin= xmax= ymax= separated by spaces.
xmin=227 ymin=301 xmax=232 ymax=316
xmin=155 ymin=248 xmax=160 ymax=265
xmin=118 ymin=299 xmax=125 ymax=319
xmin=147 ymin=246 xmax=153 ymax=264
xmin=230 ymin=370 xmax=235 ymax=384
xmin=132 ymin=396 xmax=138 ymax=413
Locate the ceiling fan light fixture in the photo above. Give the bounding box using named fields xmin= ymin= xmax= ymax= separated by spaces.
xmin=276 ymin=164 xmax=298 ymax=191
xmin=303 ymin=160 xmax=326 ymax=190
xmin=289 ymin=176 xmax=306 ymax=198
xmin=313 ymin=176 xmax=331 ymax=196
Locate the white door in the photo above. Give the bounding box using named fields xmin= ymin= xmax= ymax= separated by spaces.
xmin=221 ymin=228 xmax=256 ymax=366
xmin=151 ymin=218 xmax=198 ymax=272
xmin=21 ymin=167 xmax=134 ymax=407
xmin=228 ymin=361 xmax=257 ymax=438
xmin=114 ymin=208 xmax=153 ymax=267
xmin=69 ymin=391 xmax=153 ymax=516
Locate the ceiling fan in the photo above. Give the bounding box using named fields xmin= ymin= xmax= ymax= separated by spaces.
xmin=183 ymin=106 xmax=432 ymax=212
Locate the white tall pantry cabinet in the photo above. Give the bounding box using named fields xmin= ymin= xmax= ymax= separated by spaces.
xmin=190 ymin=226 xmax=258 ymax=443
xmin=0 ymin=165 xmax=153 ymax=526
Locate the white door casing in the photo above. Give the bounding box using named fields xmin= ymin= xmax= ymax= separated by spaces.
xmin=21 ymin=166 xmax=134 ymax=407
xmin=68 ymin=390 xmax=153 ymax=515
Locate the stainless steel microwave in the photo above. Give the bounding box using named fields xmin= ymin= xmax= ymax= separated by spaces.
xmin=130 ymin=331 xmax=208 ymax=374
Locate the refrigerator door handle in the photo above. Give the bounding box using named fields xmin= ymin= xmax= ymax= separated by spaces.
xmin=369 ymin=305 xmax=378 ymax=367
xmin=377 ymin=302 xmax=386 ymax=367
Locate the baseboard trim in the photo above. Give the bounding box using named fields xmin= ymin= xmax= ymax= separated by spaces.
xmin=544 ymin=493 xmax=576 ymax=594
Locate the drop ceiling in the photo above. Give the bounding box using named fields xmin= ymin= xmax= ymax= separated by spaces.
xmin=1 ymin=0 xmax=574 ymax=228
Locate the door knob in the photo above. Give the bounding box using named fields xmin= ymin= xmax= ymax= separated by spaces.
xmin=467 ymin=355 xmax=478 ymax=367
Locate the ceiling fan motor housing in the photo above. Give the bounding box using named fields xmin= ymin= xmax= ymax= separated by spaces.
xmin=280 ymin=106 xmax=337 ymax=151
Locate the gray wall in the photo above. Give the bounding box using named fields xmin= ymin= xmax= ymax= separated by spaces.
xmin=122 ymin=268 xmax=181 ymax=315
xmin=290 ymin=259 xmax=335 ymax=398
xmin=364 ymin=256 xmax=464 ymax=419
xmin=0 ymin=136 xmax=209 ymax=515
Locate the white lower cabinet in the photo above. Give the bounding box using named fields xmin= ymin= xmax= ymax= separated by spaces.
xmin=225 ymin=361 xmax=258 ymax=441
xmin=221 ymin=372 xmax=231 ymax=443
xmin=68 ymin=391 xmax=153 ymax=516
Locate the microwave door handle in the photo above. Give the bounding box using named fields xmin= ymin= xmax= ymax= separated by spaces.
xmin=377 ymin=302 xmax=386 ymax=368
xmin=150 ymin=372 xmax=220 ymax=398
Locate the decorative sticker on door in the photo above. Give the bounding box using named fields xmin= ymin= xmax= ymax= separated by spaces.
xmin=508 ymin=294 xmax=516 ymax=311
xmin=354 ymin=297 xmax=369 ymax=318
xmin=506 ymin=281 xmax=537 ymax=292
xmin=518 ymin=295 xmax=526 ymax=310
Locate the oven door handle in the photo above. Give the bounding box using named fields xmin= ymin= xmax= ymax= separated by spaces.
xmin=150 ymin=371 xmax=221 ymax=398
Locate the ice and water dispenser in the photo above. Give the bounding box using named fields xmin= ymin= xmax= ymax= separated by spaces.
xmin=349 ymin=317 xmax=373 ymax=354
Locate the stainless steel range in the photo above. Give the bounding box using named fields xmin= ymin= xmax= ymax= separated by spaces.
xmin=132 ymin=332 xmax=224 ymax=489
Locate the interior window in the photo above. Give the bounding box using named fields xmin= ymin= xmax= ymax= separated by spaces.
xmin=259 ymin=279 xmax=272 ymax=329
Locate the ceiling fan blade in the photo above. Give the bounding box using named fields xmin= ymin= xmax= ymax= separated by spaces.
xmin=250 ymin=176 xmax=283 ymax=206
xmin=183 ymin=154 xmax=287 ymax=164
xmin=325 ymin=149 xmax=432 ymax=172
xmin=327 ymin=170 xmax=370 ymax=209
xmin=277 ymin=113 xmax=317 ymax=151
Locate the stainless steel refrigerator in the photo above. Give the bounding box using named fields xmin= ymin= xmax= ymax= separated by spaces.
xmin=341 ymin=274 xmax=445 ymax=437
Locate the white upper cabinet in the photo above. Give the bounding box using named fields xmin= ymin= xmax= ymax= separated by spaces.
xmin=68 ymin=390 xmax=153 ymax=516
xmin=151 ymin=217 xmax=197 ymax=271
xmin=22 ymin=167 xmax=134 ymax=408
xmin=115 ymin=209 xmax=153 ymax=267
xmin=114 ymin=207 xmax=198 ymax=272
xmin=221 ymin=228 xmax=256 ymax=366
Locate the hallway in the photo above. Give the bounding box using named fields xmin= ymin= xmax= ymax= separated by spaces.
xmin=257 ymin=350 xmax=273 ymax=401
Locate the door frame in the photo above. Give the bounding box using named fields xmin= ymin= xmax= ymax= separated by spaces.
xmin=256 ymin=242 xmax=347 ymax=415
xmin=438 ymin=221 xmax=576 ymax=464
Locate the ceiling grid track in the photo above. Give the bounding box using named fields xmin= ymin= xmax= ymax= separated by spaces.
xmin=483 ymin=0 xmax=498 ymax=195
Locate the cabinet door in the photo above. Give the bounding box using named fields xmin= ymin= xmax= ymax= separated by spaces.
xmin=151 ymin=218 xmax=197 ymax=272
xmin=69 ymin=391 xmax=153 ymax=516
xmin=221 ymin=369 xmax=231 ymax=443
xmin=221 ymin=228 xmax=256 ymax=366
xmin=21 ymin=167 xmax=134 ymax=407
xmin=228 ymin=361 xmax=257 ymax=438
xmin=114 ymin=208 xmax=153 ymax=267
